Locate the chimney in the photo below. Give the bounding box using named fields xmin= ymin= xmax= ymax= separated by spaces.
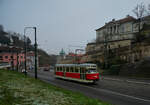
xmin=126 ymin=14 xmax=130 ymax=17
xmin=112 ymin=19 xmax=115 ymax=21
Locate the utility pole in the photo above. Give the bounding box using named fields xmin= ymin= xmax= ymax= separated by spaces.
xmin=24 ymin=27 xmax=38 ymax=79
xmin=24 ymin=28 xmax=27 ymax=76
xmin=11 ymin=47 xmax=14 ymax=70
xmin=34 ymin=27 xmax=38 ymax=79
xmin=17 ymin=51 xmax=19 ymax=71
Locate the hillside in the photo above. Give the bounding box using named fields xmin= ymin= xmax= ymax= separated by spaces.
xmin=0 ymin=25 xmax=57 ymax=66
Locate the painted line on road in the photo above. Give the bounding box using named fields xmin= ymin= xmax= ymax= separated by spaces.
xmin=126 ymin=80 xmax=150 ymax=85
xmin=80 ymin=84 xmax=150 ymax=103
xmin=104 ymin=77 xmax=150 ymax=85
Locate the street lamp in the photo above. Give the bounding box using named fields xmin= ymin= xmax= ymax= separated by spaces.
xmin=24 ymin=27 xmax=38 ymax=79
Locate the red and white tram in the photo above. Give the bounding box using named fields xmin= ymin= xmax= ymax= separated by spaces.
xmin=54 ymin=63 xmax=99 ymax=83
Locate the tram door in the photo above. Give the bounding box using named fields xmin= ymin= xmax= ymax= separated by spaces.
xmin=63 ymin=66 xmax=65 ymax=77
xmin=80 ymin=67 xmax=86 ymax=80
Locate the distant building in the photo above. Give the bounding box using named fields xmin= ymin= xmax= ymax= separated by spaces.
xmin=0 ymin=46 xmax=25 ymax=70
xmin=96 ymin=15 xmax=138 ymax=42
xmin=85 ymin=15 xmax=150 ymax=65
xmin=0 ymin=46 xmax=39 ymax=70
xmin=57 ymin=49 xmax=65 ymax=64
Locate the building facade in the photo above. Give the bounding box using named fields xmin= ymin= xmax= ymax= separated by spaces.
xmin=85 ymin=15 xmax=150 ymax=65
xmin=0 ymin=46 xmax=25 ymax=69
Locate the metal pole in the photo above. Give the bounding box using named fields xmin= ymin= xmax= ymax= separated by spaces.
xmin=17 ymin=51 xmax=19 ymax=71
xmin=34 ymin=27 xmax=38 ymax=79
xmin=24 ymin=28 xmax=27 ymax=76
xmin=11 ymin=47 xmax=14 ymax=70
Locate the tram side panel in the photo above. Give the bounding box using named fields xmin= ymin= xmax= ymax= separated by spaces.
xmin=65 ymin=72 xmax=80 ymax=79
xmin=55 ymin=71 xmax=64 ymax=76
xmin=86 ymin=73 xmax=99 ymax=80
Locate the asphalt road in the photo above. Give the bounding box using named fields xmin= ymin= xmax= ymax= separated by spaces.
xmin=27 ymin=70 xmax=150 ymax=105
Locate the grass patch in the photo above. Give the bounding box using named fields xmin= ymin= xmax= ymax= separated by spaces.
xmin=0 ymin=70 xmax=111 ymax=105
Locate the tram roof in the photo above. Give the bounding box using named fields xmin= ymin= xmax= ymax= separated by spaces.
xmin=55 ymin=63 xmax=96 ymax=67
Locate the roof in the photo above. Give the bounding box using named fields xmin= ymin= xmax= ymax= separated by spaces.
xmin=55 ymin=63 xmax=96 ymax=67
xmin=87 ymin=42 xmax=96 ymax=45
xmin=96 ymin=15 xmax=136 ymax=31
xmin=115 ymin=16 xmax=136 ymax=24
xmin=95 ymin=25 xmax=106 ymax=31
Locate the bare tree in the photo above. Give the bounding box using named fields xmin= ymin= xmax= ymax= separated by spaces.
xmin=132 ymin=3 xmax=146 ymax=19
xmin=147 ymin=4 xmax=150 ymax=15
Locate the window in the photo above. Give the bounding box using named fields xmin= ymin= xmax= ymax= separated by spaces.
xmin=126 ymin=23 xmax=131 ymax=32
xmin=62 ymin=67 xmax=65 ymax=72
xmin=5 ymin=56 xmax=8 ymax=59
xmin=60 ymin=66 xmax=62 ymax=71
xmin=87 ymin=69 xmax=97 ymax=73
xmin=0 ymin=56 xmax=2 ymax=59
xmin=110 ymin=27 xmax=112 ymax=34
xmin=75 ymin=67 xmax=79 ymax=73
xmin=70 ymin=67 xmax=74 ymax=72
xmin=121 ymin=26 xmax=125 ymax=33
xmin=57 ymin=67 xmax=60 ymax=71
xmin=10 ymin=56 xmax=13 ymax=59
xmin=66 ymin=67 xmax=69 ymax=72
xmin=114 ymin=26 xmax=116 ymax=33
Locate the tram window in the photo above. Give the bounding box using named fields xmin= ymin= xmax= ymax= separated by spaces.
xmin=64 ymin=67 xmax=66 ymax=72
xmin=59 ymin=67 xmax=61 ymax=71
xmin=57 ymin=67 xmax=59 ymax=71
xmin=63 ymin=67 xmax=65 ymax=72
xmin=70 ymin=67 xmax=74 ymax=72
xmin=61 ymin=66 xmax=64 ymax=71
xmin=75 ymin=67 xmax=79 ymax=73
xmin=87 ymin=69 xmax=97 ymax=73
xmin=60 ymin=67 xmax=62 ymax=71
xmin=66 ymin=67 xmax=69 ymax=72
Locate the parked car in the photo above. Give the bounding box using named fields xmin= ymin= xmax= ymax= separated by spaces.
xmin=22 ymin=69 xmax=28 ymax=73
xmin=44 ymin=67 xmax=50 ymax=71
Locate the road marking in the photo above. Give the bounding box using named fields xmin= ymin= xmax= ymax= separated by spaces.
xmin=78 ymin=84 xmax=150 ymax=103
xmin=126 ymin=80 xmax=150 ymax=85
xmin=104 ymin=77 xmax=150 ymax=85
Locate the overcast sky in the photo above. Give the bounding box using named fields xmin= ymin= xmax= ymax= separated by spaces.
xmin=0 ymin=0 xmax=150 ymax=54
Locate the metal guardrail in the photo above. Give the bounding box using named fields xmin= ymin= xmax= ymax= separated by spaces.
xmin=0 ymin=63 xmax=11 ymax=69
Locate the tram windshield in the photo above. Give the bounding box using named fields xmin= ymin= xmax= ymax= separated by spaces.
xmin=86 ymin=69 xmax=97 ymax=73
